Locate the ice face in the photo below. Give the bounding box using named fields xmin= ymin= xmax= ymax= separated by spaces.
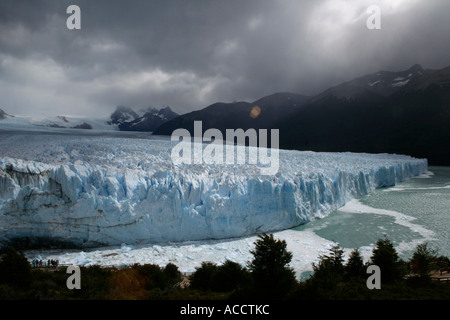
xmin=0 ymin=132 xmax=428 ymax=249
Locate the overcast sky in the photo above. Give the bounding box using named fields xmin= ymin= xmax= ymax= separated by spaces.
xmin=1 ymin=0 xmax=450 ymax=117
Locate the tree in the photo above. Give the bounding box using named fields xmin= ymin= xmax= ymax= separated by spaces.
xmin=311 ymin=243 xmax=345 ymax=284
xmin=0 ymin=247 xmax=33 ymax=288
xmin=247 ymin=233 xmax=297 ymax=298
xmin=189 ymin=262 xmax=218 ymax=291
xmin=370 ymin=236 xmax=401 ymax=283
xmin=410 ymin=243 xmax=438 ymax=279
xmin=436 ymin=256 xmax=450 ymax=269
xmin=345 ymin=248 xmax=366 ymax=279
xmin=164 ymin=262 xmax=182 ymax=287
xmin=134 ymin=263 xmax=165 ymax=290
xmin=211 ymin=260 xmax=251 ymax=292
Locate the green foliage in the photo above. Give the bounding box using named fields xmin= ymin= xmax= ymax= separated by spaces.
xmin=189 ymin=233 xmax=297 ymax=298
xmin=132 ymin=263 xmax=165 ymax=290
xmin=247 ymin=233 xmax=296 ymax=298
xmin=0 ymin=236 xmax=449 ymax=300
xmin=312 ymin=244 xmax=345 ymax=284
xmin=289 ymin=239 xmax=450 ymax=300
xmin=410 ymin=243 xmax=439 ymax=279
xmin=189 ymin=262 xmax=219 ymax=291
xmin=164 ymin=263 xmax=182 ymax=285
xmin=211 ymin=260 xmax=251 ymax=293
xmin=72 ymin=265 xmax=111 ymax=299
xmin=437 ymin=255 xmax=450 ymax=269
xmin=0 ymin=247 xmax=33 ymax=289
xmin=189 ymin=260 xmax=251 ymax=293
xmin=345 ymin=248 xmax=366 ymax=279
xmin=369 ymin=236 xmax=402 ymax=283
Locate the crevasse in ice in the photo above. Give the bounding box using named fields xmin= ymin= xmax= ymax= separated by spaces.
xmin=0 ymin=134 xmax=427 ymax=248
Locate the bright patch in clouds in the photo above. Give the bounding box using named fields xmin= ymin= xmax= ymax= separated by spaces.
xmin=0 ymin=0 xmax=448 ymax=117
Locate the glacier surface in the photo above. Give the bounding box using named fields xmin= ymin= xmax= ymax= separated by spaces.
xmin=0 ymin=131 xmax=427 ymax=249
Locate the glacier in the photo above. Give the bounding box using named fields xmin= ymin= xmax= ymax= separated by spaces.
xmin=0 ymin=131 xmax=427 ymax=250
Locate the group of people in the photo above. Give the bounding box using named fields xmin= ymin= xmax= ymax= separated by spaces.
xmin=32 ymin=258 xmax=59 ymax=268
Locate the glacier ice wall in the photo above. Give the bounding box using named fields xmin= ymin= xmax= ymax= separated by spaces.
xmin=0 ymin=133 xmax=427 ymax=249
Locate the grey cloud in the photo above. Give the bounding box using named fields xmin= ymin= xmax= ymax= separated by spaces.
xmin=1 ymin=0 xmax=450 ymax=117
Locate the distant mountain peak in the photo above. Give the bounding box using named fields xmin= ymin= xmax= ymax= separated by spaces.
xmin=109 ymin=105 xmax=179 ymax=132
xmin=109 ymin=106 xmax=139 ymax=125
xmin=160 ymin=106 xmax=173 ymax=111
xmin=0 ymin=108 xmax=12 ymax=120
xmin=408 ymin=64 xmax=424 ymax=73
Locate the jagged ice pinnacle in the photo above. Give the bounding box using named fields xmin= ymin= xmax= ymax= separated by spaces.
xmin=0 ymin=133 xmax=427 ymax=249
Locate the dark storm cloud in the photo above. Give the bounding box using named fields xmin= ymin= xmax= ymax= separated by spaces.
xmin=0 ymin=0 xmax=450 ymax=117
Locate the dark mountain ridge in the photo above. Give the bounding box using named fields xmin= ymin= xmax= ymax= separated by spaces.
xmin=279 ymin=64 xmax=450 ymax=165
xmin=153 ymin=64 xmax=450 ymax=165
xmin=152 ymin=92 xmax=309 ymax=138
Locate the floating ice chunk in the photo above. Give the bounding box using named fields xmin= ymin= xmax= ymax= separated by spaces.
xmin=121 ymin=243 xmax=134 ymax=252
xmin=74 ymin=252 xmax=91 ymax=265
xmin=153 ymin=245 xmax=163 ymax=253
xmin=340 ymin=199 xmax=435 ymax=241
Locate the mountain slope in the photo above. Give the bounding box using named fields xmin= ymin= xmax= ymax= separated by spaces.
xmin=152 ymin=64 xmax=450 ymax=165
xmin=109 ymin=106 xmax=140 ymax=126
xmin=279 ymin=64 xmax=450 ymax=165
xmin=153 ymin=92 xmax=309 ymax=138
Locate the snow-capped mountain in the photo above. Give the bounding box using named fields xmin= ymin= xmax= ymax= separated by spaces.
xmin=0 ymin=112 xmax=116 ymax=131
xmin=109 ymin=106 xmax=179 ymax=132
xmin=30 ymin=115 xmax=96 ymax=130
xmin=109 ymin=106 xmax=140 ymax=126
xmin=0 ymin=105 xmax=178 ymax=133
xmin=310 ymin=64 xmax=427 ymax=102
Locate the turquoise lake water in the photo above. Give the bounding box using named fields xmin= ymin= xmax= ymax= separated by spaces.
xmin=294 ymin=166 xmax=450 ymax=260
